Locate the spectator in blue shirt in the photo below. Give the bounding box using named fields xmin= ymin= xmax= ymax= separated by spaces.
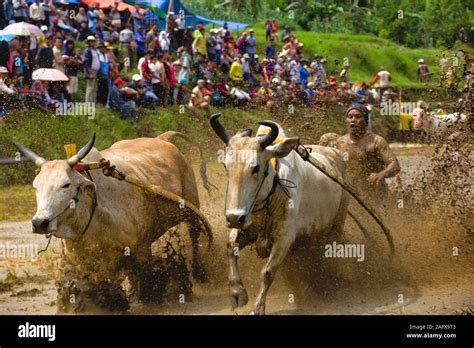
xmin=2 ymin=0 xmax=14 ymax=26
xmin=299 ymin=63 xmax=310 ymax=86
xmin=132 ymin=4 xmax=145 ymax=33
xmin=246 ymin=28 xmax=257 ymax=68
xmin=265 ymin=37 xmax=275 ymax=59
xmin=135 ymin=27 xmax=146 ymax=59
xmin=87 ymin=5 xmax=97 ymax=33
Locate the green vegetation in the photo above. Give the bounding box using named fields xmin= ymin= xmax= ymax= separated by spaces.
xmin=0 ymin=185 xmax=35 ymax=222
xmin=187 ymin=0 xmax=473 ymax=49
xmin=250 ymin=26 xmax=455 ymax=88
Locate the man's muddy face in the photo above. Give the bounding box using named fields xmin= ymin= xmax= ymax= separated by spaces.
xmin=346 ymin=110 xmax=367 ymax=137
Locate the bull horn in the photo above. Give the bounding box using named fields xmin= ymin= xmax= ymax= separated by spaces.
xmin=257 ymin=121 xmax=279 ymax=149
xmin=67 ymin=133 xmax=96 ymax=167
xmin=13 ymin=142 xmax=46 ymax=168
xmin=209 ymin=113 xmax=230 ymax=145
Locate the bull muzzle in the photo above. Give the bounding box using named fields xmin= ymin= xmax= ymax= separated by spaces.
xmin=226 ymin=212 xmax=247 ymax=229
xmin=32 ymin=218 xmax=51 ymax=234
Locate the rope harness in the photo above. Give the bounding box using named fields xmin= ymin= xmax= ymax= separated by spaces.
xmin=221 ymin=140 xmax=394 ymax=256
xmin=294 ymin=142 xmax=395 ymax=255
xmin=36 ymin=158 xmax=212 ymax=256
xmin=36 ymin=182 xmax=98 ymax=257
xmin=223 ymin=155 xmax=296 ymax=246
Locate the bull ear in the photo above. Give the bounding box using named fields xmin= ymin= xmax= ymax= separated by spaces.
xmin=239 ymin=128 xmax=253 ymax=137
xmin=267 ymin=137 xmax=299 ymax=158
xmin=79 ymin=178 xmax=96 ymax=195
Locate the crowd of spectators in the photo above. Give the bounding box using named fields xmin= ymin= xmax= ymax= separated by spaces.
xmin=0 ymin=1 xmax=401 ymax=122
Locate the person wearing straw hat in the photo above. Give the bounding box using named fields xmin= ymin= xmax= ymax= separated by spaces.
xmin=83 ymin=35 xmax=100 ymax=103
xmin=96 ymin=41 xmax=112 ymax=107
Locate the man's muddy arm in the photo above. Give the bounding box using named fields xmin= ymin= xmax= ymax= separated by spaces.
xmin=380 ymin=158 xmax=400 ymax=178
xmin=378 ymin=137 xmax=401 ymax=178
xmin=369 ymin=138 xmax=401 ymax=186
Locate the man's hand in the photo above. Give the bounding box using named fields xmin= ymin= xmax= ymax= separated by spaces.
xmin=368 ymin=172 xmax=385 ymax=186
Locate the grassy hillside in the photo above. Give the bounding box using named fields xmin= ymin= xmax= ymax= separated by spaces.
xmin=0 ymin=105 xmax=398 ymax=187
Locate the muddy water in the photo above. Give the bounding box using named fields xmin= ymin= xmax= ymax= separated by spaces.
xmin=0 ymin=145 xmax=473 ymax=315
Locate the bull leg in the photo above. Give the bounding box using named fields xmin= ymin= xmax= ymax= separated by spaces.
xmin=188 ymin=220 xmax=208 ymax=283
xmin=333 ymin=192 xmax=349 ymax=240
xmin=228 ymin=228 xmax=252 ymax=309
xmin=253 ymin=234 xmax=293 ymax=315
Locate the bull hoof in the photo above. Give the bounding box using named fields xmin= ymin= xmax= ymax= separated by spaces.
xmin=230 ymin=283 xmax=248 ymax=309
xmin=252 ymin=305 xmax=266 ymax=315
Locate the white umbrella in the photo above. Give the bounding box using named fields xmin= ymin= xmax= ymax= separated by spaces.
xmin=33 ymin=68 xmax=69 ymax=82
xmin=4 ymin=22 xmax=44 ymax=37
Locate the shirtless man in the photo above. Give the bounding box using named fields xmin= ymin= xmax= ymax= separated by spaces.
xmin=336 ymin=104 xmax=400 ymax=202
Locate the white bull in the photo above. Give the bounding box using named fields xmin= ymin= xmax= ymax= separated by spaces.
xmin=426 ymin=112 xmax=467 ymax=133
xmin=14 ymin=132 xmax=212 ymax=312
xmin=210 ymin=114 xmax=349 ymax=314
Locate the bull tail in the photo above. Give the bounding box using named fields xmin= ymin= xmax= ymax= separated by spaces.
xmin=157 ymin=131 xmax=217 ymax=192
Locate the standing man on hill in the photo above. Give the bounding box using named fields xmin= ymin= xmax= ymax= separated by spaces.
xmin=417 ymin=58 xmax=429 ymax=83
xmin=35 ymin=33 xmax=54 ymax=68
xmin=83 ymin=35 xmax=100 ymax=103
xmin=246 ymin=28 xmax=257 ymax=69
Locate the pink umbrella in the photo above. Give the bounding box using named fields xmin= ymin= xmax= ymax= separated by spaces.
xmin=32 ymin=69 xmax=69 ymax=82
xmin=4 ymin=22 xmax=44 ymax=37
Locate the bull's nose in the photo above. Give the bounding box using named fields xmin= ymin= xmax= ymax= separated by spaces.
xmin=32 ymin=218 xmax=50 ymax=234
xmin=226 ymin=213 xmax=247 ymax=228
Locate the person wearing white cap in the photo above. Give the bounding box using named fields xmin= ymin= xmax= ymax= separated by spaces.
xmin=246 ymin=28 xmax=257 ymax=68
xmin=206 ymin=28 xmax=219 ymax=63
xmin=241 ymin=53 xmax=254 ymax=82
xmin=0 ymin=66 xmax=15 ymax=95
xmin=417 ymin=58 xmax=429 ymax=83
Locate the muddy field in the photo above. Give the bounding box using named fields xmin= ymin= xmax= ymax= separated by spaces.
xmin=0 ymin=143 xmax=473 ymax=315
